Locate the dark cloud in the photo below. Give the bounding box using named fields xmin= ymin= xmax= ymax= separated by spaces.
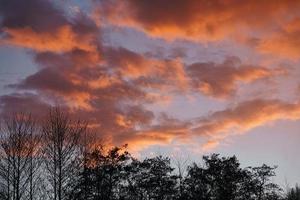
xmin=0 ymin=93 xmax=51 ymax=118
xmin=187 ymin=57 xmax=285 ymax=98
xmin=0 ymin=0 xmax=99 ymax=52
xmin=0 ymin=0 xmax=67 ymax=32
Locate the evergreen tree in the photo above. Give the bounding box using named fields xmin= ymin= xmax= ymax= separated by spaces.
xmin=286 ymin=185 xmax=300 ymax=200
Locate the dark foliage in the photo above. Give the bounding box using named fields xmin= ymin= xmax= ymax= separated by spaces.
xmin=69 ymin=152 xmax=284 ymax=200
xmin=0 ymin=110 xmax=296 ymax=200
xmin=286 ymin=185 xmax=300 ymax=200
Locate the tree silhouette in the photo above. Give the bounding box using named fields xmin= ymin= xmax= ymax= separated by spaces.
xmin=286 ymin=185 xmax=300 ymax=200
xmin=121 ymin=156 xmax=177 ymax=200
xmin=69 ymin=145 xmax=131 ymax=200
xmin=183 ymin=154 xmax=245 ymax=200
xmin=42 ymin=108 xmax=86 ymax=200
xmin=0 ymin=113 xmax=41 ymax=200
xmin=0 ymin=110 xmax=295 ymax=200
xmin=183 ymin=154 xmax=282 ymax=200
xmin=248 ymin=165 xmax=282 ymax=200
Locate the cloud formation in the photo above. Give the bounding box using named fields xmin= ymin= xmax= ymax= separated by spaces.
xmin=0 ymin=0 xmax=299 ymax=153
xmin=2 ymin=25 xmax=96 ymax=52
xmin=0 ymin=0 xmax=99 ymax=52
xmin=98 ymin=0 xmax=300 ymax=59
xmin=187 ymin=57 xmax=286 ymax=98
xmin=0 ymin=93 xmax=51 ymax=118
xmin=258 ymin=18 xmax=300 ymax=59
xmin=104 ymin=47 xmax=187 ymax=91
xmin=193 ymin=99 xmax=300 ymax=150
xmin=99 ymin=0 xmax=300 ymax=41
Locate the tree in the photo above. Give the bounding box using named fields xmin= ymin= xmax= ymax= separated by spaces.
xmin=0 ymin=109 xmax=289 ymax=200
xmin=248 ymin=164 xmax=282 ymax=200
xmin=173 ymin=155 xmax=189 ymax=200
xmin=183 ymin=163 xmax=210 ymax=200
xmin=184 ymin=154 xmax=245 ymax=200
xmin=0 ymin=113 xmax=40 ymax=200
xmin=42 ymin=108 xmax=86 ymax=200
xmin=286 ymin=185 xmax=300 ymax=200
xmin=182 ymin=154 xmax=283 ymax=200
xmin=69 ymin=145 xmax=131 ymax=200
xmin=121 ymin=156 xmax=177 ymax=200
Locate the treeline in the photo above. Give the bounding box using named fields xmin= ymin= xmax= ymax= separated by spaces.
xmin=0 ymin=108 xmax=298 ymax=200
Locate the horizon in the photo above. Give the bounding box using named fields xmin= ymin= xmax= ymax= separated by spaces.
xmin=0 ymin=0 xmax=300 ymax=187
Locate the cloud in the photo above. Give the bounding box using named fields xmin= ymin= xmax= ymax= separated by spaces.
xmin=104 ymin=47 xmax=188 ymax=91
xmin=0 ymin=0 xmax=99 ymax=52
xmin=113 ymin=114 xmax=191 ymax=151
xmin=201 ymin=140 xmax=220 ymax=152
xmin=2 ymin=44 xmax=292 ymax=151
xmin=2 ymin=25 xmax=96 ymax=52
xmin=14 ymin=48 xmax=159 ymax=106
xmin=0 ymin=0 xmax=67 ymax=31
xmin=0 ymin=93 xmax=51 ymax=118
xmin=258 ymin=18 xmax=300 ymax=59
xmin=187 ymin=57 xmax=286 ymax=98
xmin=193 ymin=98 xmax=300 ymax=150
xmin=1 ymin=44 xmax=192 ymax=150
xmin=99 ymin=0 xmax=300 ymax=41
xmin=1 ymin=0 xmax=299 ymax=153
xmin=98 ymin=0 xmax=300 ymax=60
xmin=112 ymin=98 xmax=300 ymax=151
xmin=3 ymin=46 xmax=159 ymax=146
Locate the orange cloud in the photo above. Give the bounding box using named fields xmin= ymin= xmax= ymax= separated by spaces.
xmin=111 ymin=113 xmax=192 ymax=151
xmin=117 ymin=128 xmax=189 ymax=152
xmin=0 ymin=0 xmax=100 ymax=53
xmin=111 ymin=98 xmax=300 ymax=151
xmin=2 ymin=0 xmax=299 ymax=154
xmin=202 ymin=140 xmax=220 ymax=152
xmin=98 ymin=0 xmax=300 ymax=60
xmin=104 ymin=47 xmax=188 ymax=91
xmin=99 ymin=0 xmax=300 ymax=41
xmin=2 ymin=26 xmax=96 ymax=52
xmin=258 ymin=18 xmax=300 ymax=59
xmin=5 ymin=44 xmax=295 ymax=152
xmin=193 ymin=99 xmax=300 ymax=148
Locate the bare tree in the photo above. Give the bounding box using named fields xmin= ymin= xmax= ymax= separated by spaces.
xmin=24 ymin=126 xmax=42 ymax=200
xmin=172 ymin=154 xmax=189 ymax=199
xmin=42 ymin=108 xmax=86 ymax=200
xmin=0 ymin=113 xmax=40 ymax=200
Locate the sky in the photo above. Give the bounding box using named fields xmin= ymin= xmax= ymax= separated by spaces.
xmin=0 ymin=0 xmax=300 ymax=186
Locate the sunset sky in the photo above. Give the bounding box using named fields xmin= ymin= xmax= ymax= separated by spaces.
xmin=0 ymin=0 xmax=300 ymax=186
